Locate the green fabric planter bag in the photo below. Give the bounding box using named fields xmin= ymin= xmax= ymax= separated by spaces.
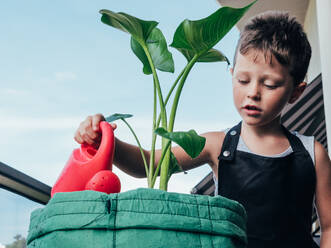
xmin=27 ymin=188 xmax=247 ymax=247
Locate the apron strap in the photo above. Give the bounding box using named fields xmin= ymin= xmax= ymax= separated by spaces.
xmin=281 ymin=126 xmax=307 ymax=153
xmin=218 ymin=121 xmax=241 ymax=161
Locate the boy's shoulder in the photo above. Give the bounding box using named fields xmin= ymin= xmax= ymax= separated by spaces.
xmin=202 ymin=130 xmax=226 ymax=169
xmin=289 ymin=130 xmax=315 ymax=146
xmin=203 ymin=130 xmax=226 ymax=146
xmin=288 ymin=131 xmax=315 ymax=163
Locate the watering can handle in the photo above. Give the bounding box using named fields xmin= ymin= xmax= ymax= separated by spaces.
xmin=80 ymin=121 xmax=115 ymax=164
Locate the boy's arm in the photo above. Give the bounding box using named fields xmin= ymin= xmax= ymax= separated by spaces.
xmin=114 ymin=131 xmax=225 ymax=178
xmin=314 ymin=140 xmax=331 ymax=248
xmin=75 ymin=114 xmax=224 ymax=179
xmin=169 ymin=131 xmax=225 ymax=175
xmin=113 ymin=138 xmax=150 ymax=178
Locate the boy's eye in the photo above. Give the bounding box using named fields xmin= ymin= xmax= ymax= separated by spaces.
xmin=238 ymin=80 xmax=248 ymax=84
xmin=265 ymin=84 xmax=278 ymax=89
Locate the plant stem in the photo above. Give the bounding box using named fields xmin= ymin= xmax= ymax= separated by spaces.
xmin=148 ymin=68 xmax=185 ymax=188
xmin=149 ymin=67 xmax=185 ymax=188
xmin=155 ymin=66 xmax=185 ymax=129
xmin=142 ymin=46 xmax=167 ymax=129
xmin=148 ymin=79 xmax=157 ymax=188
xmin=159 ymin=149 xmax=171 ymax=191
xmin=168 ymin=54 xmax=199 ymax=132
xmin=158 ymin=55 xmax=199 ymax=191
xmin=141 ymin=45 xmax=171 ymax=190
xmin=157 ymin=68 xmax=187 ymax=191
xmin=149 ymin=133 xmax=157 ymax=187
xmin=151 ymin=140 xmax=171 ymax=188
xmin=121 ymin=118 xmax=149 ymax=177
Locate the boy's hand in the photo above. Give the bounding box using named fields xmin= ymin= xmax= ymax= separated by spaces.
xmin=74 ymin=114 xmax=117 ymax=146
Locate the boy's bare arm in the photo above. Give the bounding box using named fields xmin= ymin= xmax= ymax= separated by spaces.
xmin=113 ymin=138 xmax=149 ymax=178
xmin=314 ymin=140 xmax=331 ymax=248
xmin=114 ymin=131 xmax=224 ymax=178
xmin=170 ymin=131 xmax=225 ymax=176
xmin=74 ymin=114 xmax=224 ymax=179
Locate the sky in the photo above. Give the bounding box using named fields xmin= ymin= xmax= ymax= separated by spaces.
xmin=0 ymin=0 xmax=242 ymax=244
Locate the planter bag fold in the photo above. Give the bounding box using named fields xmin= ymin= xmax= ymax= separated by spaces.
xmin=27 ymin=188 xmax=247 ymax=247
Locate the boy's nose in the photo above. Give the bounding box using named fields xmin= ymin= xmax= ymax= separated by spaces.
xmin=247 ymin=83 xmax=261 ymax=100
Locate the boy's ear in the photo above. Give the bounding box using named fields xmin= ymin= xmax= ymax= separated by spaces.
xmin=289 ymin=82 xmax=307 ymax=104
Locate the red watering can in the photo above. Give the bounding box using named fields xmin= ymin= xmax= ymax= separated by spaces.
xmin=51 ymin=121 xmax=121 ymax=197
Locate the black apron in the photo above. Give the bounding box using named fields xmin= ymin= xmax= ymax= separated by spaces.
xmin=218 ymin=122 xmax=318 ymax=248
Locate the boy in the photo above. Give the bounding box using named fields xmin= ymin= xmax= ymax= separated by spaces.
xmin=74 ymin=11 xmax=331 ymax=248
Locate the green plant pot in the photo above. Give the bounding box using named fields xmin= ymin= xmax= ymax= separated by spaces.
xmin=27 ymin=188 xmax=247 ymax=247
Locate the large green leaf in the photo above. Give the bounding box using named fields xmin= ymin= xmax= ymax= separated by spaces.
xmin=170 ymin=1 xmax=256 ymax=60
xmin=155 ymin=128 xmax=206 ymax=158
xmin=131 ymin=28 xmax=175 ymax=75
xmin=100 ymin=9 xmax=157 ymax=43
xmin=105 ymin=113 xmax=133 ymax=122
xmin=178 ymin=48 xmax=230 ymax=64
xmin=147 ymin=28 xmax=175 ymax=73
xmin=100 ymin=10 xmax=174 ymax=75
xmin=167 ymin=152 xmax=182 ymax=182
xmin=130 ymin=38 xmax=152 ymax=74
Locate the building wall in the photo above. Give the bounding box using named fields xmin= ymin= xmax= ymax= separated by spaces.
xmin=304 ymin=0 xmax=331 ymax=154
xmin=316 ymin=0 xmax=331 ymax=153
xmin=304 ymin=0 xmax=321 ymax=83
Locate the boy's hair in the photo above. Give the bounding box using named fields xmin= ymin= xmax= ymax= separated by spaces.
xmin=233 ymin=11 xmax=311 ymax=86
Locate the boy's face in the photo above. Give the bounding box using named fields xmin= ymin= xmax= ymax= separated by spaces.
xmin=231 ymin=50 xmax=304 ymax=127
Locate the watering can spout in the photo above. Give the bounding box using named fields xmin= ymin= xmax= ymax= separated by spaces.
xmin=51 ymin=121 xmax=115 ymax=197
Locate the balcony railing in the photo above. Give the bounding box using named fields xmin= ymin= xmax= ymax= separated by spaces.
xmin=0 ymin=161 xmax=51 ymax=205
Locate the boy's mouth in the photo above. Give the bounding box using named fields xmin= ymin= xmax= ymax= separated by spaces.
xmin=242 ymin=105 xmax=262 ymax=115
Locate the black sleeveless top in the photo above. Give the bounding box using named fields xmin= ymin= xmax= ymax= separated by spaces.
xmin=217 ymin=122 xmax=318 ymax=248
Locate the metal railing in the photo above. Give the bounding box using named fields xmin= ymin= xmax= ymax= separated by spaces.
xmin=0 ymin=161 xmax=51 ymax=205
